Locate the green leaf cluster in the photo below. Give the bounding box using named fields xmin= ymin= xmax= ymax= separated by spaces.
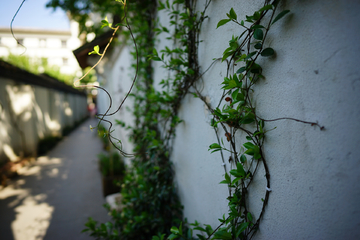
xmin=2 ymin=54 xmax=77 ymax=86
xmin=98 ymin=151 xmax=126 ymax=177
xmin=88 ymin=45 xmax=102 ymax=56
xmin=216 ymin=8 xmax=237 ymax=29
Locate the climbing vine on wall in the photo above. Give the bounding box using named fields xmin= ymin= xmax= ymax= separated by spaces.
xmin=150 ymin=1 xmax=291 ymax=239
xmin=45 ymin=0 xmax=324 ymax=239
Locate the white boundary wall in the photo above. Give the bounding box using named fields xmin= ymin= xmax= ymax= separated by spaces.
xmin=0 ymin=76 xmax=88 ymax=164
xmin=95 ymin=44 xmax=135 ymax=165
xmin=97 ymin=0 xmax=360 ymax=239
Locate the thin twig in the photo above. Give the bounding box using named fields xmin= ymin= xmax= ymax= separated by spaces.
xmin=11 ymin=0 xmax=27 ymax=54
xmin=259 ymin=117 xmax=325 ymax=130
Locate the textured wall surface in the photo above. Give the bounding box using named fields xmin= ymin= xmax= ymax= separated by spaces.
xmin=168 ymin=0 xmax=360 ymax=239
xmin=0 ymin=77 xmax=88 ymax=164
xmin=97 ymin=0 xmax=360 ymax=239
xmin=96 ymin=44 xmax=134 ymax=162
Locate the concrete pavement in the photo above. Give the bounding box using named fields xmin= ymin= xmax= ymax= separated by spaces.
xmin=0 ymin=118 xmax=111 ymax=240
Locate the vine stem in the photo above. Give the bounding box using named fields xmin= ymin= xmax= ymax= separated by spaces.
xmin=73 ymin=0 xmax=129 ymax=89
xmin=205 ymin=217 xmax=229 ymax=240
xmin=74 ymin=1 xmax=141 ymax=157
xmin=95 ymin=20 xmax=139 ymax=157
xmin=259 ymin=117 xmax=325 ymax=130
xmin=73 ymin=25 xmax=120 ymax=89
xmin=11 ymin=0 xmax=27 ymax=52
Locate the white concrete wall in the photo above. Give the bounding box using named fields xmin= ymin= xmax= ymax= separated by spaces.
xmin=169 ymin=0 xmax=360 ymax=239
xmin=0 ymin=77 xmax=88 ymax=164
xmin=95 ymin=0 xmax=360 ymax=239
xmin=95 ymin=43 xmax=135 ymax=163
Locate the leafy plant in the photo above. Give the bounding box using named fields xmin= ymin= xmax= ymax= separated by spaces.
xmin=96 ymin=124 xmax=111 ymax=150
xmin=98 ymin=151 xmax=125 ymax=177
xmin=2 ymin=54 xmax=77 ymax=85
xmin=80 ymin=1 xmax=184 ymax=239
xmin=51 ymin=0 xmax=324 ymax=239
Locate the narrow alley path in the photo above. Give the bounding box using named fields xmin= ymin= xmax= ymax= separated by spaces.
xmin=0 ymin=118 xmax=110 ymax=240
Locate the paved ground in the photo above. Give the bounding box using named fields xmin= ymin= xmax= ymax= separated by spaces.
xmin=0 ymin=118 xmax=111 ymax=240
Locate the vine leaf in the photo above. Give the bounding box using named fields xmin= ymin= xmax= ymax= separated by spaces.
xmin=261 ymin=48 xmax=275 ymax=57
xmin=254 ymin=42 xmax=262 ymax=49
xmin=247 ymin=212 xmax=253 ymax=222
xmin=158 ymin=1 xmax=165 ymax=10
xmin=236 ymin=66 xmax=246 ymax=73
xmin=251 ymin=24 xmax=265 ymax=29
xmin=245 ymin=51 xmax=257 ymax=60
xmin=148 ymin=48 xmax=162 ymax=61
xmin=167 ymin=233 xmax=178 ymax=240
xmin=240 ymin=154 xmax=247 ymax=163
xmin=170 ymin=224 xmax=180 ymax=235
xmin=243 ymin=142 xmax=255 ymax=149
xmin=253 ymin=28 xmax=263 ymax=40
xmin=88 ymin=45 xmax=101 ymax=55
xmin=259 ymin=4 xmax=273 ymax=12
xmin=209 ymin=143 xmax=222 ymax=153
xmin=229 ymin=8 xmax=237 ymax=20
xmin=236 ymin=222 xmax=250 ymax=237
xmin=271 ymin=10 xmax=290 ymax=25
xmin=214 ymin=229 xmax=232 ymax=240
xmin=217 ymin=19 xmax=231 ymax=28
xmin=236 ymin=162 xmax=246 ymax=176
xmin=101 ymin=16 xmax=112 ymax=29
xmin=220 ymin=172 xmax=231 ymax=184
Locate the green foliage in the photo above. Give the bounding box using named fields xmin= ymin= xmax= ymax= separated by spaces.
xmin=80 ymin=1 xmax=183 ymax=239
xmin=98 ymin=151 xmax=126 ymax=177
xmin=2 ymin=54 xmax=76 ymax=85
xmin=272 ymin=10 xmax=290 ymax=25
xmin=203 ymin=3 xmax=291 ymax=239
xmin=217 ymin=19 xmax=231 ymax=29
xmin=53 ymin=1 xmax=319 ymax=240
xmin=101 ymin=16 xmax=113 ymax=29
xmin=116 ymin=158 xmax=182 ymax=240
xmin=83 ymin=154 xmax=183 ymax=240
xmin=80 ymin=66 xmax=98 ymax=84
xmin=82 ymin=217 xmax=120 ymax=239
xmin=46 ymin=0 xmax=126 ymax=37
xmin=88 ymin=45 xmax=101 ymax=56
xmin=87 ymin=0 xmax=290 ymax=238
xmin=136 ymin=1 xmax=280 ymax=239
xmin=96 ymin=124 xmax=111 ymax=150
xmin=261 ymin=48 xmax=275 ymax=57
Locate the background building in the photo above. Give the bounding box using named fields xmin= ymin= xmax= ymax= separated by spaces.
xmin=0 ymin=21 xmax=81 ymax=76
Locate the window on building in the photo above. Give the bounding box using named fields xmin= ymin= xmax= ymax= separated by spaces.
xmin=61 ymin=40 xmax=67 ymax=48
xmin=39 ymin=39 xmax=46 ymax=47
xmin=63 ymin=58 xmax=68 ymax=65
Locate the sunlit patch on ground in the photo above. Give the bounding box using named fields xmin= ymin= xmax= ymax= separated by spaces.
xmin=0 ymin=184 xmax=54 ymax=240
xmin=0 ymin=156 xmax=62 ymax=240
xmin=12 ymin=194 xmax=54 ymax=240
xmin=0 ymin=119 xmax=109 ymax=239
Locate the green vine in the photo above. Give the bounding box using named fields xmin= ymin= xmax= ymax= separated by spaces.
xmin=47 ymin=0 xmax=324 ymax=239
xmin=148 ymin=1 xmax=322 ymax=239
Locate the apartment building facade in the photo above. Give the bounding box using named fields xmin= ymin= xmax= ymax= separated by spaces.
xmin=0 ymin=21 xmax=81 ymax=75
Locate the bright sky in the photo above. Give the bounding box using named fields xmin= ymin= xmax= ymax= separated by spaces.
xmin=0 ymin=0 xmax=70 ymax=30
